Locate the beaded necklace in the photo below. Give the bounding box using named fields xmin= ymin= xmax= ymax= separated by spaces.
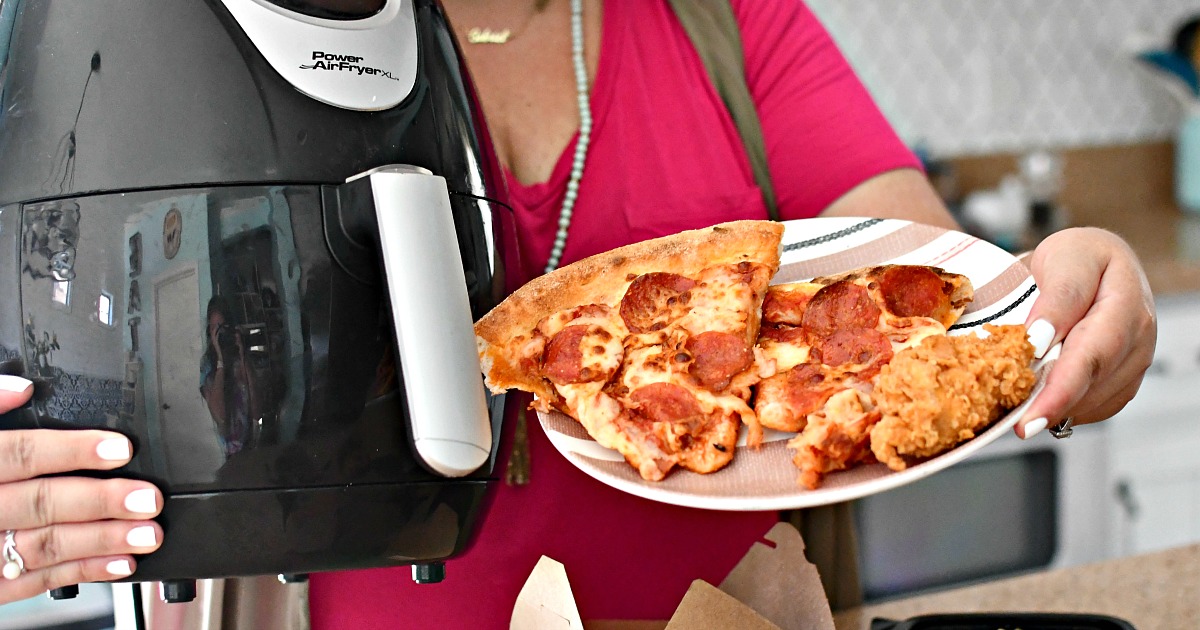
xmin=506 ymin=0 xmax=592 ymax=486
xmin=543 ymin=0 xmax=591 ymax=273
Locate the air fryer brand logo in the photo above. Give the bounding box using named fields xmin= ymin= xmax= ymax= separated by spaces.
xmin=300 ymin=51 xmax=399 ymax=81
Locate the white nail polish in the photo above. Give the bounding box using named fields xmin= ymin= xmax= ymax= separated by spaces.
xmin=0 ymin=375 xmax=32 ymax=393
xmin=1026 ymin=319 xmax=1056 ymax=359
xmin=126 ymin=526 xmax=157 ymax=548
xmin=1022 ymin=417 xmax=1048 ymax=440
xmin=96 ymin=438 xmax=132 ymax=462
xmin=106 ymin=560 xmax=133 ymax=577
xmin=124 ymin=489 xmax=158 ymax=514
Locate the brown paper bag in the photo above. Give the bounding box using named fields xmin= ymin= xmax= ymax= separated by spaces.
xmin=511 ymin=522 xmax=835 ymax=630
xmin=511 ymin=556 xmax=586 ymax=630
xmin=717 ymin=522 xmax=836 ymax=630
xmin=665 ymin=580 xmax=780 ymax=630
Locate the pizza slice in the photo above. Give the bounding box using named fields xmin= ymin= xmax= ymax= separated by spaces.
xmin=752 ymin=264 xmax=975 ymax=488
xmin=475 ymin=221 xmax=784 ymax=481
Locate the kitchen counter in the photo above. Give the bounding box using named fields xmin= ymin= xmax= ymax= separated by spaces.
xmin=832 ymin=541 xmax=1200 ymax=629
xmin=951 ymin=141 xmax=1200 ymax=297
xmin=1078 ymin=200 xmax=1200 ymax=298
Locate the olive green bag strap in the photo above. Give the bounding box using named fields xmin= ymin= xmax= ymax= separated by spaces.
xmin=668 ymin=0 xmax=779 ymax=221
xmin=669 ymin=0 xmax=865 ymax=611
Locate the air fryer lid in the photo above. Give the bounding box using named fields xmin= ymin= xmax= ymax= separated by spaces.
xmin=219 ymin=0 xmax=417 ymax=111
xmin=265 ymin=0 xmax=386 ymax=20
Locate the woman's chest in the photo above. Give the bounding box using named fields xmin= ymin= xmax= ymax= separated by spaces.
xmin=453 ymin=0 xmax=603 ymax=186
xmin=489 ymin=2 xmax=768 ymax=277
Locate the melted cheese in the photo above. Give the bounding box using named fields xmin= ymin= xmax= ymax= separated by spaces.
xmin=620 ymin=346 xmax=681 ymax=392
xmin=759 ymin=338 xmax=811 ymax=373
xmin=540 ymin=306 xmax=627 ymax=338
xmin=576 ymin=326 xmax=625 ymax=381
xmin=678 ymin=265 xmax=756 ymax=337
xmin=881 ymin=316 xmax=948 ymax=354
xmin=618 ymin=344 xmax=755 ymax=420
xmin=822 ymin=388 xmax=871 ymax=421
xmin=558 ymin=384 xmax=623 ymax=449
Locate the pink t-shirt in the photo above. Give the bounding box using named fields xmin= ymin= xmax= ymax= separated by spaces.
xmin=309 ymin=0 xmax=919 ymax=625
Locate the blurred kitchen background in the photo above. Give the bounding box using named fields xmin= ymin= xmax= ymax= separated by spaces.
xmin=806 ymin=0 xmax=1200 ymax=605
xmin=6 ymin=0 xmax=1200 ymax=627
xmin=811 ymin=0 xmax=1197 ymax=155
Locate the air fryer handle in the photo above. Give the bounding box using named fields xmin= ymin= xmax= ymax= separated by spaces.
xmin=360 ymin=165 xmax=491 ymax=477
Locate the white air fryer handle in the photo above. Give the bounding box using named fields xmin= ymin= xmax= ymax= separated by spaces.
xmin=366 ymin=166 xmax=491 ymax=477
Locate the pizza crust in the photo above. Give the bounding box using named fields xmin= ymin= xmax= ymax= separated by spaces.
xmin=475 ymin=220 xmax=785 ymax=395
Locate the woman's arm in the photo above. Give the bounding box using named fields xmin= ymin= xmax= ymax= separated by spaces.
xmin=201 ymin=369 xmax=228 ymax=433
xmin=733 ymin=0 xmax=924 ymax=221
xmin=821 ymin=168 xmax=958 ymax=229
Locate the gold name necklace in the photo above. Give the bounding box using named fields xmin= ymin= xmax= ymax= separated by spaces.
xmin=464 ymin=0 xmax=551 ymax=45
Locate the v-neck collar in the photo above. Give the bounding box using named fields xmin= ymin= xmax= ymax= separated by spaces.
xmin=503 ymin=0 xmax=615 ymax=209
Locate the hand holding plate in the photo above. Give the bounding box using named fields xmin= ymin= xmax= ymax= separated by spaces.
xmin=1016 ymin=227 xmax=1157 ymax=438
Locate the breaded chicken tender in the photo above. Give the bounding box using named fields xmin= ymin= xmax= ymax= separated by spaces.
xmin=869 ymin=324 xmax=1036 ymax=471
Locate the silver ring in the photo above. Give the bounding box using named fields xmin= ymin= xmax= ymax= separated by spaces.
xmin=1049 ymin=417 xmax=1074 ymax=439
xmin=2 ymin=530 xmax=25 ymax=580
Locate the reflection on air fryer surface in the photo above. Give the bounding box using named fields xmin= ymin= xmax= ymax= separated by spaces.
xmin=131 ymin=190 xmax=308 ymax=487
xmin=9 ymin=182 xmax=474 ymax=489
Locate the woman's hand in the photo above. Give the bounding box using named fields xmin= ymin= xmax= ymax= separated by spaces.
xmin=208 ymin=324 xmax=225 ymax=367
xmin=1015 ymin=227 xmax=1157 ymax=438
xmin=0 ymin=375 xmax=164 ymax=604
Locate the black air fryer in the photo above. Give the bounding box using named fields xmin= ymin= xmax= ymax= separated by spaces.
xmin=0 ymin=0 xmax=510 ymax=602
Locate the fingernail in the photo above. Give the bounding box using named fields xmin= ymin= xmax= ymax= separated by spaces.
xmin=126 ymin=526 xmax=157 ymax=548
xmin=1022 ymin=417 xmax=1048 ymax=440
xmin=106 ymin=560 xmax=133 ymax=577
xmin=0 ymin=375 xmax=32 ymax=393
xmin=96 ymin=438 xmax=132 ymax=462
xmin=124 ymin=489 xmax=158 ymax=514
xmin=1026 ymin=319 xmax=1056 ymax=359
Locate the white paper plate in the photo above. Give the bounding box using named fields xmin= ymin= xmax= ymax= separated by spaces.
xmin=539 ymin=217 xmax=1054 ymax=511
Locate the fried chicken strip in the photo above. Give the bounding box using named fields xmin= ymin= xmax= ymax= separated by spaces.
xmin=869 ymin=324 xmax=1037 ymax=471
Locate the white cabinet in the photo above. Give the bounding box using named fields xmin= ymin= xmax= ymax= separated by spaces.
xmin=1108 ymin=295 xmax=1200 ymax=557
xmin=1115 ymin=470 xmax=1200 ymax=556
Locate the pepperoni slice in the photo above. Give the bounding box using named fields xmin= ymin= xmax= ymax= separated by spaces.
xmin=801 ymin=280 xmax=881 ymax=339
xmin=685 ymin=331 xmax=753 ymax=391
xmin=783 ymin=363 xmax=836 ymax=418
xmin=758 ymin=324 xmax=806 ymax=344
xmin=815 ymin=328 xmax=893 ymax=377
xmin=762 ymin=288 xmax=811 ymax=326
xmin=542 ymin=325 xmax=614 ymax=385
xmin=630 ymin=382 xmax=703 ymax=424
xmin=879 ymin=265 xmax=951 ymax=319
xmin=620 ymin=272 xmax=696 ymax=333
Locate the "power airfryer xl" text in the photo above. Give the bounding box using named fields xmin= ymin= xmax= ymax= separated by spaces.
xmin=300 ymin=51 xmax=399 ymax=80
